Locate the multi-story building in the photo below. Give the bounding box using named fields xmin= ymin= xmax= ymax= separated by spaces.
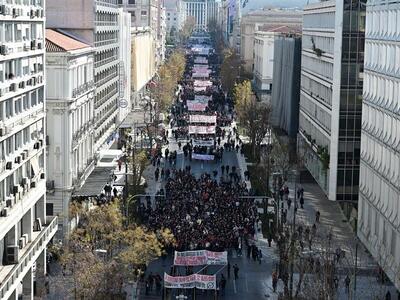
xmin=253 ymin=26 xmax=301 ymax=102
xmin=357 ymin=0 xmax=400 ymax=290
xmin=119 ymin=0 xmax=165 ymax=67
xmin=0 ymin=1 xmax=58 ymax=299
xmin=298 ymin=0 xmax=365 ymax=219
xmin=118 ymin=9 xmax=132 ymax=122
xmin=45 ymin=29 xmax=95 ymax=238
xmin=166 ymin=0 xmax=185 ymax=38
xmin=240 ymin=8 xmax=302 ymax=73
xmin=183 ymin=0 xmax=219 ymax=31
xmin=47 ymin=0 xmax=120 ymax=152
xmin=270 ymin=31 xmax=302 ymax=139
xmin=131 ymin=27 xmax=155 ymax=108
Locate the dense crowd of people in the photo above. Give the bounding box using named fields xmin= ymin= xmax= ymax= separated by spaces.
xmin=146 ymin=170 xmax=257 ymax=251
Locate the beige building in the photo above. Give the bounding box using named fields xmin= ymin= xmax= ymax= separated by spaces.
xmin=240 ymin=8 xmax=302 ymax=73
xmin=131 ymin=28 xmax=156 ymax=107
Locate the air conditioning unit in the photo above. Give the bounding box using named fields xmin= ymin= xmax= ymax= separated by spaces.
xmin=6 ymin=161 xmax=12 ymax=169
xmin=46 ymin=180 xmax=55 ymax=191
xmin=12 ymin=8 xmax=17 ymax=17
xmin=5 ymin=196 xmax=13 ymax=208
xmin=24 ymin=149 xmax=29 ymax=157
xmin=21 ymin=152 xmax=26 ymax=160
xmin=0 ymin=5 xmax=6 ymax=15
xmin=1 ymin=207 xmax=9 ymax=217
xmin=37 ymin=42 xmax=42 ymax=50
xmin=5 ymin=246 xmax=18 ymax=264
xmin=30 ymin=179 xmax=36 ymax=188
xmin=19 ymin=81 xmax=25 ymax=89
xmin=12 ymin=185 xmax=19 ymax=195
xmin=33 ymin=142 xmax=40 ymax=149
xmin=0 ymin=45 xmax=9 ymax=55
xmin=18 ymin=237 xmax=26 ymax=249
xmin=30 ymin=9 xmax=34 ymax=18
xmin=14 ymin=156 xmax=21 ymax=164
xmin=9 ymin=83 xmax=17 ymax=92
xmin=0 ymin=125 xmax=5 ymax=136
xmin=33 ymin=218 xmax=42 ymax=231
xmin=40 ymin=172 xmax=45 ymax=179
xmin=21 ymin=177 xmax=29 ymax=185
xmin=30 ymin=40 xmax=36 ymax=50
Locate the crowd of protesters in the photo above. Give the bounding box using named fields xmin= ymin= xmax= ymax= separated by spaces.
xmin=146 ymin=170 xmax=257 ymax=251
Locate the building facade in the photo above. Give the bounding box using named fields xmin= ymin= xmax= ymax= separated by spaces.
xmin=183 ymin=0 xmax=219 ymax=31
xmin=253 ymin=26 xmax=301 ymax=103
xmin=240 ymin=9 xmax=302 ymax=73
xmin=357 ymin=0 xmax=400 ymax=290
xmin=0 ymin=1 xmax=58 ymax=299
xmin=118 ymin=9 xmax=132 ymax=122
xmin=131 ymin=27 xmax=156 ymax=108
xmin=271 ymin=33 xmax=301 ymax=139
xmin=298 ymin=0 xmax=365 ymax=219
xmin=47 ymin=0 xmax=120 ymax=152
xmin=45 ymin=30 xmax=95 ymax=238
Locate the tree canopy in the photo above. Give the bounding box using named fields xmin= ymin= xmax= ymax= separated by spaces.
xmin=234 ymin=80 xmax=272 ymax=158
xmin=60 ymin=201 xmax=175 ymax=299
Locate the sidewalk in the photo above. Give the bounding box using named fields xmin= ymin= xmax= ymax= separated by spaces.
xmin=282 ymin=180 xmax=377 ymax=269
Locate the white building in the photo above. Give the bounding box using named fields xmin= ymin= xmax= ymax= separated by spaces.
xmin=253 ymin=26 xmax=301 ymax=102
xmin=45 ymin=30 xmax=95 ymax=238
xmin=119 ymin=0 xmax=166 ymax=67
xmin=357 ymin=0 xmax=400 ymax=290
xmin=118 ymin=9 xmax=132 ymax=122
xmin=0 ymin=1 xmax=58 ymax=299
xmin=166 ymin=0 xmax=185 ymax=35
xmin=183 ymin=0 xmax=219 ymax=32
xmin=47 ymin=0 xmax=120 ymax=152
xmin=298 ymin=0 xmax=365 ymax=219
xmin=240 ymin=8 xmax=302 ymax=73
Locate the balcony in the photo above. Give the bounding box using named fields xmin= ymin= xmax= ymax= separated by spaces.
xmin=0 ymin=216 xmax=58 ymax=299
xmin=72 ymin=81 xmax=95 ymax=99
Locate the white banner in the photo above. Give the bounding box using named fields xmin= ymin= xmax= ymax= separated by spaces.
xmin=187 ymin=102 xmax=207 ymax=111
xmin=194 ymin=57 xmax=208 ymax=64
xmin=194 ymin=80 xmax=212 ymax=87
xmin=189 ymin=125 xmax=216 ymax=134
xmin=189 ymin=115 xmax=216 ymax=123
xmin=193 ymin=139 xmax=214 ymax=147
xmin=174 ymin=250 xmax=228 ymax=266
xmin=192 ymin=153 xmax=215 ymax=161
xmin=193 ymin=72 xmax=210 ymax=78
xmin=164 ymin=273 xmax=217 ymax=290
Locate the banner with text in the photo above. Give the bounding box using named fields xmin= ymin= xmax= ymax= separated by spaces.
xmin=192 ymin=153 xmax=215 ymax=161
xmin=174 ymin=250 xmax=228 ymax=266
xmin=187 ymin=102 xmax=207 ymax=111
xmin=190 ymin=115 xmax=217 ymax=123
xmin=189 ymin=125 xmax=216 ymax=134
xmin=164 ymin=273 xmax=217 ymax=290
xmin=193 ymin=139 xmax=214 ymax=147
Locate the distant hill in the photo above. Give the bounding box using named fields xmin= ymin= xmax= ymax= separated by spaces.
xmin=242 ymin=0 xmax=316 ymax=12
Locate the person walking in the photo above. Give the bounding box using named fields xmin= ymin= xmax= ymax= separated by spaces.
xmin=315 ymin=210 xmax=321 ymax=223
xmin=345 ymin=275 xmax=351 ymax=294
xmin=299 ymin=196 xmax=304 ymax=209
xmin=272 ymin=271 xmax=278 ymax=292
xmin=233 ymin=264 xmax=239 ymax=279
xmin=219 ymin=274 xmax=227 ymax=295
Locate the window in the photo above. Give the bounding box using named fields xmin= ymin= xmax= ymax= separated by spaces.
xmin=46 ymin=203 xmax=54 ymax=216
xmin=141 ymin=10 xmax=147 ymax=16
xmin=5 ymin=99 xmax=13 ymax=118
xmin=15 ymin=98 xmax=22 ymax=115
xmin=128 ymin=0 xmax=135 ymax=3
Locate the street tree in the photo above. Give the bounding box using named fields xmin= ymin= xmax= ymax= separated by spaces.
xmin=234 ymin=80 xmax=272 ymax=159
xmin=60 ymin=200 xmax=175 ymax=299
xmin=179 ymin=16 xmax=195 ymax=43
xmin=220 ymin=48 xmax=242 ymax=93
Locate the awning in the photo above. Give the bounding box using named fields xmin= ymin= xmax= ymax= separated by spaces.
xmin=72 ymin=166 xmax=114 ymax=197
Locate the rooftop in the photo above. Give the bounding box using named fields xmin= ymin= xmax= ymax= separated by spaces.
xmin=257 ymin=25 xmax=302 ymax=35
xmin=46 ymin=29 xmax=91 ymax=52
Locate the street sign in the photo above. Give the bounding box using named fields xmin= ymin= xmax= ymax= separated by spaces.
xmin=119 ymin=99 xmax=128 ymax=108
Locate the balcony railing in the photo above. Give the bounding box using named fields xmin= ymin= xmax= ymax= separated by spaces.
xmin=0 ymin=216 xmax=58 ymax=299
xmin=72 ymin=81 xmax=95 ymax=99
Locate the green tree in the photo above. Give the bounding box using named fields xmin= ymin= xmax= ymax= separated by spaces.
xmin=220 ymin=48 xmax=242 ymax=93
xmin=60 ymin=201 xmax=175 ymax=299
xmin=234 ymin=80 xmax=272 ymax=159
